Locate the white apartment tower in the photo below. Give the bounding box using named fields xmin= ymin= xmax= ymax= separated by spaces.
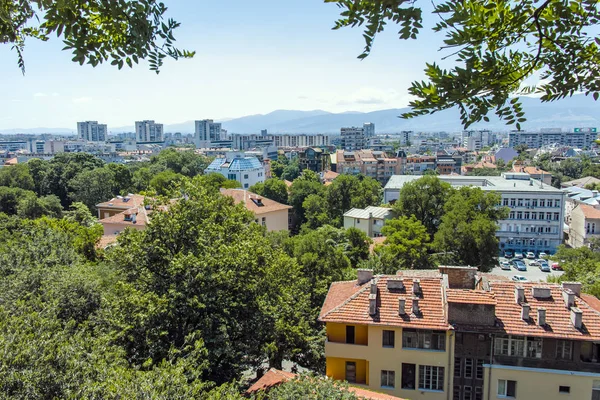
xmin=363 ymin=122 xmax=375 ymax=138
xmin=194 ymin=119 xmax=222 ymax=148
xmin=135 ymin=120 xmax=164 ymax=142
xmin=340 ymin=126 xmax=366 ymax=151
xmin=77 ymin=121 xmax=107 ymax=142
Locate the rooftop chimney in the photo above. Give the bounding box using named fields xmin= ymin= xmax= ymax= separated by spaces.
xmin=357 ymin=269 xmax=373 ymax=285
xmin=563 ymin=289 xmax=575 ymax=309
xmin=515 ymin=286 xmax=525 ymax=304
xmin=562 ymin=282 xmax=582 ymax=297
xmin=537 ymin=307 xmax=547 ymax=326
xmin=412 ymin=297 xmax=420 ymax=315
xmin=370 ymin=279 xmax=378 ymax=295
xmin=413 ymin=279 xmax=421 ymax=296
xmin=532 ymin=287 xmax=552 ymax=299
xmin=387 ymin=278 xmax=405 ymax=291
xmin=571 ymin=307 xmax=583 ymax=329
xmin=521 ymin=303 xmax=530 ymax=320
xmin=399 ymin=298 xmax=406 ymax=316
xmin=369 ymin=293 xmax=377 ymax=316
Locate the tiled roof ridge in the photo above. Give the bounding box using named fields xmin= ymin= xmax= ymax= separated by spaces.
xmin=320 ymin=279 xmax=372 ymax=320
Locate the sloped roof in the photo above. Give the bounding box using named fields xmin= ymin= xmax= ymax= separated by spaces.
xmin=220 ymin=188 xmax=291 ymax=215
xmin=96 ymin=194 xmax=145 ymax=210
xmin=446 ymin=289 xmax=496 ymax=305
xmin=562 ymin=176 xmax=600 ymax=188
xmin=99 ymin=205 xmax=150 ymax=226
xmin=578 ymin=204 xmax=600 ymax=220
xmin=344 ymin=206 xmax=393 ymax=220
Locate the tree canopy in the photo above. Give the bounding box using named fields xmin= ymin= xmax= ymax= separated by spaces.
xmin=328 ymin=0 xmax=600 ymax=128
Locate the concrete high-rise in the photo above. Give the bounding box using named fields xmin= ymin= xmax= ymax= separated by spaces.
xmin=194 ymin=119 xmax=222 ymax=148
xmin=363 ymin=122 xmax=375 ymax=138
xmin=340 ymin=127 xmax=366 ymax=151
xmin=77 ymin=121 xmax=107 ymax=142
xmin=135 ymin=120 xmax=164 ymax=142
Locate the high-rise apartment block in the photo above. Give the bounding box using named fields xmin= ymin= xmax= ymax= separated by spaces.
xmin=508 ymin=128 xmax=598 ymax=149
xmin=77 ymin=121 xmax=107 ymax=142
xmin=135 ymin=120 xmax=164 ymax=142
xmin=231 ymin=133 xmax=330 ymax=150
xmin=363 ymin=122 xmax=375 ymax=138
xmin=461 ymin=130 xmax=496 ymax=151
xmin=340 ymin=127 xmax=366 ymax=151
xmin=194 ymin=119 xmax=222 ymax=148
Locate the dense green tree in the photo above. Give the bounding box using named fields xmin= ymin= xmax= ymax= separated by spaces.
xmin=329 ymin=0 xmax=600 ymax=128
xmin=132 ymin=166 xmax=154 ymax=192
xmin=434 ymin=187 xmax=508 ymax=270
xmin=17 ymin=194 xmax=62 ymax=219
xmin=302 ymin=194 xmax=330 ymax=230
xmin=69 ymin=167 xmax=116 ymax=212
xmin=344 ymin=227 xmax=372 ymax=267
xmin=149 ymin=148 xmax=210 ymax=177
xmin=194 ymin=173 xmax=242 ymax=190
xmin=288 ymin=179 xmax=326 ymax=228
xmin=326 ymin=174 xmax=382 ymax=227
xmin=467 ymin=167 xmax=502 ymax=176
xmin=0 ymin=187 xmax=32 ymax=215
xmin=392 ymin=175 xmax=453 ymax=236
xmin=256 ymin=374 xmax=358 ymax=400
xmin=107 ymin=163 xmax=134 ymax=194
xmin=0 ymin=164 xmax=34 ymax=190
xmin=376 ymin=215 xmax=432 ymax=273
xmin=548 ymin=245 xmax=600 ymax=297
xmin=250 ymin=178 xmax=289 ymax=204
xmin=149 ymin=170 xmax=185 ymax=196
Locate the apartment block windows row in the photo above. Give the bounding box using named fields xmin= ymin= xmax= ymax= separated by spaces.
xmin=502 ymin=198 xmax=561 ymax=208
xmin=453 ymin=386 xmax=483 ymax=400
xmin=507 ymin=211 xmax=560 ymax=221
xmin=378 ymin=364 xmax=444 ymax=391
xmin=494 ymin=335 xmax=543 ymax=358
xmin=402 ymin=329 xmax=446 ymax=351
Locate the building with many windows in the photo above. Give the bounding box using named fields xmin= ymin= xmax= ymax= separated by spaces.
xmin=204 ymin=152 xmax=265 ymax=189
xmin=333 ymin=150 xmax=402 ymax=184
xmin=220 ymin=189 xmax=292 ymax=232
xmin=567 ymin=204 xmax=600 ymax=248
xmin=230 ymin=133 xmax=330 ymax=150
xmin=341 ymin=126 xmax=367 ymax=151
xmin=135 ymin=120 xmax=163 ymax=142
xmin=77 ymin=121 xmax=107 ymax=142
xmin=384 ymin=173 xmax=565 ymax=254
xmin=298 ymin=147 xmax=330 ymax=173
xmin=343 ymin=206 xmax=393 ymax=237
xmin=509 ymin=128 xmax=598 ymax=149
xmin=194 ymin=119 xmax=222 ymax=148
xmin=321 ymin=267 xmax=600 ymax=400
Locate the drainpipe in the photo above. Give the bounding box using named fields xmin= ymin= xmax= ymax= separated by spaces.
xmin=447 ymin=331 xmax=454 ymax=400
xmin=487 ymin=334 xmax=494 ymax=400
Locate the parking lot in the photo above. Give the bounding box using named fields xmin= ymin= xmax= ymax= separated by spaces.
xmin=492 ymin=257 xmax=564 ymax=282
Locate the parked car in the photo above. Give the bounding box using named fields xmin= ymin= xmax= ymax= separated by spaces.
xmin=512 ymin=275 xmax=528 ymax=282
xmin=514 ymin=251 xmax=524 ymax=259
xmin=551 ymin=262 xmax=563 ymax=271
xmin=529 ymin=260 xmax=540 ymax=267
xmin=539 ymin=260 xmax=551 ymax=272
xmin=526 ymin=252 xmax=536 ymax=259
xmin=512 ymin=260 xmax=527 ymax=271
xmin=500 ymin=261 xmax=511 ymax=270
xmin=504 ymin=250 xmax=514 ymax=258
xmin=538 ymin=252 xmax=548 ymax=259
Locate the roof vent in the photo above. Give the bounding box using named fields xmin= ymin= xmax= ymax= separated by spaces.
xmin=537 ymin=307 xmax=546 ymax=326
xmin=515 ymin=286 xmax=525 ymax=304
xmin=387 ymin=278 xmax=405 ymax=291
xmin=562 ymin=282 xmax=582 ymax=296
xmin=532 ymin=287 xmax=552 ymax=299
xmin=412 ymin=297 xmax=420 ymax=315
xmin=413 ymin=279 xmax=421 ymax=296
xmin=357 ymin=269 xmax=373 ymax=285
xmin=369 ymin=293 xmax=377 ymax=316
xmin=398 ymin=298 xmax=406 ymax=316
xmin=571 ymin=307 xmax=583 ymax=329
xmin=521 ymin=303 xmax=530 ymax=320
xmin=563 ymin=289 xmax=575 ymax=309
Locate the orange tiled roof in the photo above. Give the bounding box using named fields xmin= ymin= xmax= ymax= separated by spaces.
xmin=447 ymin=289 xmax=496 ymax=305
xmin=322 ymin=170 xmax=340 ymax=182
xmin=99 ymin=205 xmax=149 ymax=226
xmin=578 ymin=204 xmax=600 ymax=220
xmin=220 ymin=188 xmax=291 ymax=215
xmin=319 ymin=275 xmax=450 ymax=330
xmin=96 ymin=234 xmax=119 ymax=249
xmin=581 ymin=293 xmax=600 ymax=313
xmin=490 ymin=281 xmax=600 ymax=340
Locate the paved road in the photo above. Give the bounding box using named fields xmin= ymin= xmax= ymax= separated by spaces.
xmin=492 ymin=257 xmax=564 ymax=283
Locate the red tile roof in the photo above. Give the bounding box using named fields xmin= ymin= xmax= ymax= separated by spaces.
xmin=447 ymin=289 xmax=496 ymax=305
xmin=578 ymin=204 xmax=600 ymax=220
xmin=220 ymin=188 xmax=291 ymax=215
xmin=581 ymin=293 xmax=600 ymax=313
xmin=490 ymin=281 xmax=600 ymax=340
xmin=246 ymin=369 xmax=405 ymax=399
xmin=320 ymin=275 xmax=450 ymax=330
xmin=99 ymin=205 xmax=150 ymax=226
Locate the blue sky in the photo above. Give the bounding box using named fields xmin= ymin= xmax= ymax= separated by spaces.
xmin=0 ymin=0 xmax=445 ymax=130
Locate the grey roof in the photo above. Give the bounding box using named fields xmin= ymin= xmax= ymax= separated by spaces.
xmin=384 ymin=174 xmax=563 ymax=193
xmin=344 ymin=206 xmax=393 ymax=219
xmin=562 ymin=176 xmax=600 ymax=188
xmin=563 ymin=186 xmax=600 ymax=206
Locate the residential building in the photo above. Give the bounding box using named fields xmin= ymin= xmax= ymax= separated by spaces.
xmin=384 ymin=173 xmax=565 ymax=254
xmin=205 ymin=152 xmax=265 ymax=189
xmin=341 ymin=127 xmax=367 ymax=151
xmin=568 ymin=204 xmax=600 ymax=247
xmin=509 ymin=128 xmax=598 ymax=149
xmin=400 ymin=131 xmax=412 ymax=145
xmin=403 ymin=155 xmax=437 ymax=175
xmin=135 ymin=120 xmax=164 ymax=142
xmin=562 ymin=176 xmax=600 ymax=189
xmin=194 ymin=119 xmax=222 ymax=148
xmin=363 ymin=122 xmax=375 ymax=138
xmin=511 ymin=165 xmax=552 ymax=185
xmin=343 ymin=206 xmax=393 ymax=237
xmin=334 ymin=150 xmax=401 ymax=184
xmin=220 ymin=188 xmax=292 ymax=232
xmin=461 ymin=161 xmax=497 ymax=175
xmin=298 ymin=147 xmax=330 ymax=173
xmin=321 ymin=170 xmax=339 ymax=186
xmin=462 ymin=130 xmax=494 ymax=151
xmin=96 ymin=194 xmax=146 ymax=220
xmin=563 ymin=186 xmax=600 ymax=222
xmin=0 ymin=141 xmax=28 ymax=152
xmin=96 ymin=194 xmax=149 ymax=248
xmin=77 ymin=121 xmax=107 ymax=142
xmin=321 ymin=266 xmax=600 ymax=400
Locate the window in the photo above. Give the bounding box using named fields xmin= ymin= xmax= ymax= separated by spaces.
xmin=402 ymin=329 xmax=446 ymax=350
xmin=540 ymin=199 xmax=546 ymax=207
xmin=454 ymin=357 xmax=462 ymax=377
xmin=509 ymin=212 xmax=515 ymax=219
xmin=510 ymin=199 xmax=516 ymax=207
xmin=539 ymin=212 xmax=545 ymax=219
xmin=244 ymin=174 xmax=249 ymax=179
xmin=532 ymin=199 xmax=538 ymax=207
xmin=228 ymin=173 xmax=236 ymax=180
xmin=463 ymin=386 xmax=472 ymax=400
xmin=346 ymin=361 xmax=356 ymax=383
xmin=559 ymin=386 xmax=570 ymax=394
xmin=531 ymin=212 xmax=537 ymax=220
xmin=464 ymin=358 xmax=473 ymax=378
xmin=244 ymin=183 xmax=249 ymax=188
xmin=555 ymin=199 xmax=561 ymax=208
xmin=453 ymin=386 xmax=461 ymax=400
xmin=261 ymin=217 xmax=266 ymax=226
xmin=381 ymin=370 xmax=395 ymax=388
xmin=503 ymin=198 xmax=509 ymax=206
xmin=556 ymin=340 xmax=573 ymax=360
xmin=495 ymin=336 xmax=542 ymax=357
xmin=524 ymin=212 xmax=530 ymax=219
xmin=498 ymin=379 xmax=516 ymax=397
xmin=554 ymin=212 xmax=560 ymax=221
xmin=475 ymin=386 xmax=483 ymax=400
xmin=419 ymin=365 xmax=444 ymax=391
xmin=346 ymin=326 xmax=355 ymax=344
xmin=401 ymin=363 xmax=416 ymax=390
xmin=516 ymin=212 xmax=523 ymax=220
xmin=476 ymin=360 xmax=484 ymax=380
xmin=517 ymin=199 xmax=523 ymax=207
xmin=383 ymin=330 xmax=395 ymax=348
xmin=527 ymin=337 xmax=542 ymax=358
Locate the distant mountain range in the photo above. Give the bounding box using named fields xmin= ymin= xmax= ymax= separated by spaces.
xmin=1 ymin=94 xmax=598 ymax=135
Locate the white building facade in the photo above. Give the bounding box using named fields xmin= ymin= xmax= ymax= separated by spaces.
xmin=384 ymin=173 xmax=565 ymax=254
xmin=135 ymin=120 xmax=164 ymax=142
xmin=340 ymin=127 xmax=366 ymax=151
xmin=77 ymin=121 xmax=107 ymax=142
xmin=194 ymin=119 xmax=222 ymax=148
xmin=205 ymin=152 xmax=265 ymax=189
xmin=509 ymin=128 xmax=598 ymax=149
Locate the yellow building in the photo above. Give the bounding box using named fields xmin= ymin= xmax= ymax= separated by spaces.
xmin=320 ymin=267 xmax=600 ymax=400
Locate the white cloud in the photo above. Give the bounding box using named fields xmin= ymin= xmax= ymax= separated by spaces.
xmin=73 ymin=97 xmax=92 ymax=104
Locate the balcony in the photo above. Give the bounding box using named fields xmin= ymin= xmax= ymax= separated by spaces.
xmin=325 ymin=339 xmax=370 ymax=360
